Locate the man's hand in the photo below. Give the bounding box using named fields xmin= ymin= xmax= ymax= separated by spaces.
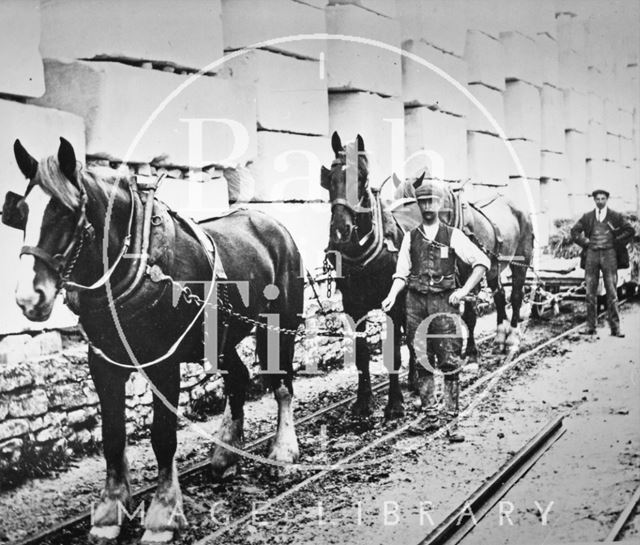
xmin=449 ymin=289 xmax=468 ymax=306
xmin=381 ymin=294 xmax=396 ymax=313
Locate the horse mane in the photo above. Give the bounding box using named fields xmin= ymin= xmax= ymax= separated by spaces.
xmin=339 ymin=141 xmax=370 ymax=186
xmin=34 ymin=156 xmax=82 ymax=210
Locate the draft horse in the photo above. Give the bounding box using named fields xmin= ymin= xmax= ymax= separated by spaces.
xmin=4 ymin=138 xmax=303 ymax=542
xmin=320 ymin=132 xmax=409 ymax=418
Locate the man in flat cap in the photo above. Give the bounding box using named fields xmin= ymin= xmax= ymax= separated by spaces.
xmin=570 ymin=189 xmax=634 ymax=336
xmin=382 ymin=175 xmax=489 ymax=441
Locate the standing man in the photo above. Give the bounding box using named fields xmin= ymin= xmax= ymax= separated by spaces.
xmin=381 ymin=176 xmax=490 ymax=441
xmin=570 ymin=189 xmax=634 ymax=337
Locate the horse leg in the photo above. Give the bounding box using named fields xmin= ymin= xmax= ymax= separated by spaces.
xmin=462 ymin=301 xmax=478 ymax=363
xmin=407 ymin=341 xmax=419 ymax=393
xmin=505 ymin=264 xmax=526 ymax=352
xmin=489 ymin=275 xmax=509 ymax=353
xmin=257 ymin=328 xmax=299 ymax=465
xmin=352 ymin=319 xmax=375 ymax=417
xmin=142 ymin=361 xmax=187 ymax=542
xmin=210 ymin=347 xmax=248 ymax=478
xmin=384 ymin=317 xmax=404 ymax=419
xmin=88 ymin=352 xmax=131 ymax=541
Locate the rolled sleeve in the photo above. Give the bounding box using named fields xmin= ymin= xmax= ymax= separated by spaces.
xmin=451 ymin=229 xmax=491 ymax=270
xmin=392 ymin=233 xmax=411 ymax=281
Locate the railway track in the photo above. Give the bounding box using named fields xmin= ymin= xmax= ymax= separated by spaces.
xmin=15 ymin=301 xmax=629 ymax=545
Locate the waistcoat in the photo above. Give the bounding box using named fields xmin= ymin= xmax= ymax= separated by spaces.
xmin=407 ymin=223 xmax=457 ymax=293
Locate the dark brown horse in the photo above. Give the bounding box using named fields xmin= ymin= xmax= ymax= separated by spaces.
xmin=4 ymin=138 xmax=303 ymax=542
xmin=393 ymin=174 xmax=535 ymax=355
xmin=320 ymin=132 xmax=409 ymax=418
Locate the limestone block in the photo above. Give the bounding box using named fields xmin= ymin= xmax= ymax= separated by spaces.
xmin=467 ymin=132 xmax=510 ymax=186
xmin=541 ymin=84 xmax=565 ymax=153
xmin=588 ymin=93 xmax=605 ymax=125
xmin=329 ymin=92 xmax=406 ymax=184
xmin=243 ymin=202 xmax=330 ymax=274
xmin=541 ymin=178 xmax=572 ymax=222
xmin=556 ymin=13 xmax=586 ymax=55
xmin=588 ymin=67 xmax=607 ymax=99
xmin=508 ymin=139 xmax=541 ymax=179
xmin=0 ymin=419 xmax=29 ymax=442
xmin=467 ymin=0 xmax=556 ymax=38
xmin=586 ymin=121 xmax=607 ymax=161
xmin=222 ymin=0 xmax=326 ymax=60
xmin=248 ymin=132 xmax=331 ymax=201
xmin=504 ymin=81 xmax=541 ymax=142
xmin=536 ymin=33 xmax=559 ymax=88
xmin=620 ymin=137 xmax=634 ymax=167
xmin=534 ymin=211 xmax=550 ymax=247
xmin=563 ymin=89 xmax=588 ymax=133
xmin=558 ymin=48 xmax=587 ymax=92
xmin=41 ymin=0 xmax=223 ymax=72
xmin=501 ymin=31 xmax=543 ymax=87
xmin=8 ymin=390 xmax=48 ymax=418
xmin=465 ymin=30 xmax=506 ymax=91
xmin=326 ymin=4 xmax=402 ymax=97
xmin=405 ymin=108 xmax=467 ymax=182
xmin=565 ymin=130 xmax=587 ymax=194
xmin=0 ymin=360 xmax=34 ymax=391
xmin=620 ymin=109 xmax=634 ymax=139
xmin=328 ymin=0 xmax=396 ymax=18
xmin=223 ymin=50 xmax=328 ymax=135
xmin=541 ymin=151 xmax=568 ymax=180
xmin=465 ymin=0 xmax=502 ymax=38
xmin=0 ymin=99 xmax=84 ymax=334
xmin=605 ymin=133 xmax=621 ymax=163
xmin=0 ymin=0 xmax=44 ymax=98
xmin=402 ymin=40 xmax=468 ymax=116
xmin=604 ymin=99 xmax=622 ymax=136
xmin=398 ymin=0 xmax=467 ymax=56
xmin=466 ymin=84 xmax=505 ymax=136
xmin=31 ymin=59 xmax=257 ymax=167
xmin=156 ymin=175 xmax=230 ymax=221
xmin=504 ymin=177 xmax=541 ymax=214
xmin=568 ymin=193 xmax=593 ymax=216
xmin=586 ymin=160 xmax=619 ymax=198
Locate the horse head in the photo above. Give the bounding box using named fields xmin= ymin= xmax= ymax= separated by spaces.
xmin=320 ymin=131 xmax=372 ymax=251
xmin=2 ymin=138 xmax=90 ymax=321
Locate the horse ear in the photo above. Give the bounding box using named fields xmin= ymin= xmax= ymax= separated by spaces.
xmin=14 ymin=139 xmax=38 ymax=180
xmin=331 ymin=131 xmax=343 ymax=157
xmin=57 ymin=137 xmax=77 ymax=183
xmin=320 ymin=166 xmax=331 ymax=190
xmin=356 ymin=134 xmax=365 ymax=153
xmin=392 ymin=173 xmax=402 ymax=189
xmin=412 ymin=172 xmax=426 ymax=189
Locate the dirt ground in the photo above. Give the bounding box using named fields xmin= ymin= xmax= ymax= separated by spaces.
xmin=227 ymin=303 xmax=640 ymax=545
xmin=2 ymin=304 xmax=638 ymax=544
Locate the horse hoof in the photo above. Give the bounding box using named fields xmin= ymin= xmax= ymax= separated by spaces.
xmin=465 ymin=362 xmax=479 ymax=374
xmin=268 ymin=442 xmax=299 ymax=466
xmin=89 ymin=525 xmax=121 ymax=541
xmin=210 ymin=444 xmax=242 ymax=480
xmin=384 ymin=403 xmax=405 ymax=420
xmin=141 ymin=529 xmax=174 ymax=543
xmin=351 ymin=399 xmax=375 ymax=418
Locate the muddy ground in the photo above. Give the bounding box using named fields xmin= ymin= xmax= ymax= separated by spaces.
xmin=227 ymin=303 xmax=639 ymax=545
xmin=1 ymin=302 xmax=638 ymax=544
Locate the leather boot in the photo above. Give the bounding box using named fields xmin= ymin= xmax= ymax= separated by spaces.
xmin=409 ymin=373 xmax=440 ymax=434
xmin=444 ymin=376 xmax=464 ymax=442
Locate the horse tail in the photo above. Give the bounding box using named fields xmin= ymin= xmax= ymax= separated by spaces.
xmin=507 ymin=201 xmax=535 ymax=267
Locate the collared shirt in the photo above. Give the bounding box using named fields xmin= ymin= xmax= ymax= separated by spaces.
xmin=595 ymin=206 xmax=608 ymax=222
xmin=393 ymin=221 xmax=491 ymax=281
